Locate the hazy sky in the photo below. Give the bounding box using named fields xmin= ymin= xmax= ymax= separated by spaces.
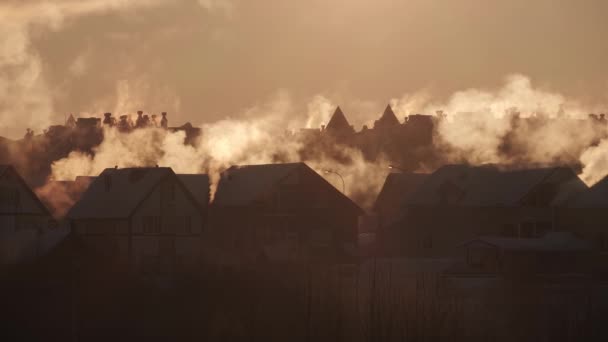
xmin=2 ymin=0 xmax=608 ymax=138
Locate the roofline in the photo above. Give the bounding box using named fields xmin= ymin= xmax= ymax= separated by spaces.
xmin=303 ymin=164 xmax=365 ymax=215
xmin=128 ymin=170 xmax=206 ymax=219
xmin=1 ymin=165 xmax=52 ymax=217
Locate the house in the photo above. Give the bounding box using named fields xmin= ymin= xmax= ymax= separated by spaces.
xmin=559 ymin=176 xmax=608 ymax=254
xmin=393 ymin=164 xmax=587 ymax=257
xmin=207 ymin=162 xmax=363 ymax=265
xmin=67 ymin=167 xmax=207 ymax=276
xmin=0 ymin=165 xmax=53 ymax=265
xmin=373 ymin=172 xmax=429 ymax=256
xmin=457 ymin=232 xmax=592 ymax=276
xmin=177 ymin=174 xmax=210 ymax=211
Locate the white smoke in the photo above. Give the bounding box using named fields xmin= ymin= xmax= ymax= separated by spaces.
xmin=0 ymin=0 xmax=232 ymax=138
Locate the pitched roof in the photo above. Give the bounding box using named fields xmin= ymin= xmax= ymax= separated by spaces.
xmin=68 ymin=167 xmax=173 ymax=219
xmin=213 ymin=163 xmax=303 ymax=206
xmin=567 ymin=176 xmax=608 ymax=208
xmin=406 ymin=164 xmax=583 ymax=207
xmin=374 ymin=172 xmax=429 ymax=211
xmin=463 ymin=232 xmax=592 ymax=252
xmin=374 ymin=105 xmax=400 ymax=129
xmin=0 ymin=164 xmax=51 ymax=216
xmin=325 ymin=106 xmax=354 ymax=134
xmin=213 ymin=162 xmax=363 ymax=214
xmin=178 ymin=174 xmax=210 ymax=207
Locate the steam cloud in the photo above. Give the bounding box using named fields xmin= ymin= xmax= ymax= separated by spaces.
xmin=50 ymin=92 xmax=389 ymax=209
xmin=392 ymin=74 xmax=608 ymax=184
xmin=0 ymin=0 xmax=231 ymax=138
xmin=46 ymin=74 xmax=608 ymax=213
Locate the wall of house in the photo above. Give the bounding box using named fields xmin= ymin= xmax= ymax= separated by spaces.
xmin=131 ymin=176 xmax=203 ymax=275
xmin=206 ymin=168 xmax=360 ymax=265
xmin=395 ymin=206 xmax=555 ymax=258
xmin=0 ymin=169 xmax=51 ymax=265
xmin=557 ymin=208 xmax=608 ymax=250
xmin=71 ymin=219 xmax=130 ymax=264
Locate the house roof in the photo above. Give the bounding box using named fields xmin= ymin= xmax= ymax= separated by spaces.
xmin=68 ymin=167 xmax=174 ymax=219
xmin=325 ymin=106 xmax=353 ymax=133
xmin=213 ymin=163 xmax=304 ymax=206
xmin=406 ymin=164 xmax=583 ymax=207
xmin=213 ymin=162 xmax=363 ymax=214
xmin=463 ymin=232 xmax=592 ymax=252
xmin=567 ymin=176 xmax=608 ymax=208
xmin=0 ymin=164 xmax=51 ymax=216
xmin=177 ymin=174 xmax=210 ymax=207
xmin=374 ymin=172 xmax=429 ymax=211
xmin=374 ymin=105 xmax=400 ymax=129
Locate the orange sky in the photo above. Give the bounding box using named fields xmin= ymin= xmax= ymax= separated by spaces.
xmin=1 ymin=0 xmax=608 ymax=138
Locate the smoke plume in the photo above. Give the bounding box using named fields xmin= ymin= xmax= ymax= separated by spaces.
xmin=49 ymin=93 xmax=389 ymax=209
xmin=0 ymin=0 xmax=232 ymax=138
xmin=392 ymin=74 xmax=608 ymax=184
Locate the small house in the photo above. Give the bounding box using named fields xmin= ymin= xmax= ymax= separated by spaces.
xmin=208 ymin=162 xmax=363 ymax=265
xmin=0 ymin=165 xmax=53 ymax=265
xmin=67 ymin=167 xmax=207 ymax=276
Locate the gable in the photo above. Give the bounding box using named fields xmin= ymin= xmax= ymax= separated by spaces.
xmin=407 ymin=165 xmax=582 ymax=207
xmin=213 ymin=162 xmax=363 ymax=215
xmin=0 ymin=166 xmax=49 ymax=215
xmin=68 ymin=167 xmax=173 ymax=220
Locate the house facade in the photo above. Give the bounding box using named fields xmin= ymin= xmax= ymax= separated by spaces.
xmin=207 ymin=162 xmax=363 ymax=265
xmin=68 ymin=167 xmax=207 ymax=276
xmin=392 ymin=165 xmax=587 ymax=258
xmin=457 ymin=233 xmax=592 ymax=276
xmin=0 ymin=165 xmax=53 ymax=265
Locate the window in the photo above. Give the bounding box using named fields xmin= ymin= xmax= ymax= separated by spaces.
xmin=142 ymin=216 xmax=161 ymax=234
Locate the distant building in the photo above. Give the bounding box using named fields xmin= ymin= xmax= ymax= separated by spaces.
xmin=373 ymin=105 xmax=401 ymax=132
xmin=393 ymin=164 xmax=587 ymax=257
xmin=0 ymin=165 xmax=53 ymax=265
xmin=67 ymin=167 xmax=208 ymax=276
xmin=325 ymin=106 xmax=355 ymax=139
xmin=208 ymin=162 xmax=363 ymax=265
